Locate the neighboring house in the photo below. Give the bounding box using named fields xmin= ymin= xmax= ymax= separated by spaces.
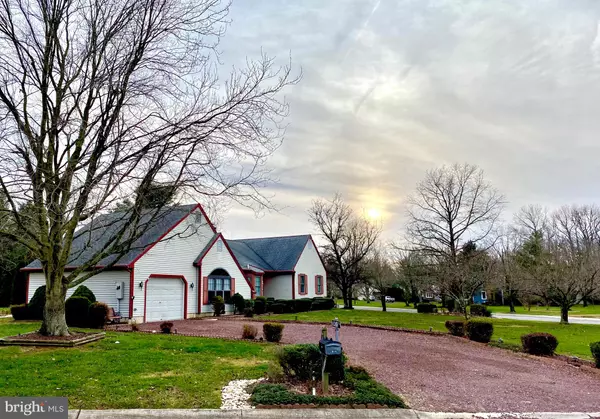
xmin=22 ymin=204 xmax=327 ymax=323
xmin=472 ymin=289 xmax=488 ymax=305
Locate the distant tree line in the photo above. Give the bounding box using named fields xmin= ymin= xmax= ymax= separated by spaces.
xmin=310 ymin=163 xmax=600 ymax=323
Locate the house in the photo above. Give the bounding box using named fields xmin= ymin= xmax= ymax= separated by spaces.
xmin=22 ymin=204 xmax=327 ymax=323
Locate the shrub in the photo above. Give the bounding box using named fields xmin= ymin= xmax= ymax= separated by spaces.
xmin=445 ymin=320 xmax=465 ymax=336
xmin=271 ymin=303 xmax=286 ymax=314
xmin=131 ymin=320 xmax=140 ymax=332
xmin=244 ymin=299 xmax=255 ymax=309
xmin=65 ymin=296 xmax=91 ymax=327
xmin=231 ymin=292 xmax=245 ymax=314
xmin=243 ymin=307 xmax=254 ymax=317
xmin=445 ymin=299 xmax=456 ymax=312
xmin=160 ymin=321 xmax=174 ymax=333
xmin=10 ymin=304 xmax=30 ymax=320
xmin=212 ymin=295 xmax=225 ymax=316
xmin=311 ymin=297 xmax=335 ymax=311
xmin=294 ymin=298 xmax=313 ymax=313
xmin=254 ymin=296 xmax=267 ymax=315
xmin=274 ymin=299 xmax=295 ymax=313
xmin=466 ymin=320 xmax=494 ymax=343
xmin=520 ymin=333 xmax=558 ymax=356
xmin=28 ymin=286 xmax=46 ymax=320
xmin=266 ymin=361 xmax=285 ymax=382
xmin=88 ymin=302 xmax=110 ymax=328
xmin=72 ymin=285 xmax=96 ymax=303
xmin=591 ymin=342 xmax=600 ymax=368
xmin=242 ymin=324 xmax=258 ymax=339
xmin=470 ymin=304 xmax=491 ymax=317
xmin=416 ymin=303 xmax=437 ymax=314
xmin=275 ymin=344 xmax=345 ymax=382
xmin=263 ymin=322 xmax=284 ymax=342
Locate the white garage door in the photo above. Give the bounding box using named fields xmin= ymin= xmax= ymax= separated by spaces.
xmin=145 ymin=277 xmax=185 ymax=322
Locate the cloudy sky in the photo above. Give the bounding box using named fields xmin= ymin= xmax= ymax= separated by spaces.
xmin=215 ymin=0 xmax=600 ymax=241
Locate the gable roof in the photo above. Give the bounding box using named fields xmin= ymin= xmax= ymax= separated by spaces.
xmin=226 ymin=235 xmax=311 ymax=272
xmin=24 ymin=204 xmax=209 ymax=270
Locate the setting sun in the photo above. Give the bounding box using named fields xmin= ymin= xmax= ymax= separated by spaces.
xmin=367 ymin=208 xmax=381 ymax=219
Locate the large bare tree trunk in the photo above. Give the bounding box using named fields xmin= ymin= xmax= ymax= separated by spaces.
xmin=560 ymin=305 xmax=569 ymax=324
xmin=381 ymin=296 xmax=387 ymax=312
xmin=39 ymin=273 xmax=69 ymax=336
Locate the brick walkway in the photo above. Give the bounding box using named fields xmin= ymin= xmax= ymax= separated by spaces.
xmin=128 ymin=318 xmax=600 ymax=412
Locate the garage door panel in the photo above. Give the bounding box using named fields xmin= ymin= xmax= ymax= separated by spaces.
xmin=145 ymin=277 xmax=185 ymax=322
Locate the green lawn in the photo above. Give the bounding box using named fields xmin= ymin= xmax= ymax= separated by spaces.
xmin=336 ymin=299 xmax=415 ymax=309
xmin=259 ymin=309 xmax=600 ymax=360
xmin=488 ymin=304 xmax=600 ymax=317
xmin=0 ymin=319 xmax=272 ymax=409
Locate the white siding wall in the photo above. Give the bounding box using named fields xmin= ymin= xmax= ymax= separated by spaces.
xmin=263 ymin=274 xmax=293 ymax=299
xmin=133 ymin=208 xmax=214 ymax=322
xmin=27 ymin=271 xmax=131 ymax=316
xmin=293 ymin=239 xmax=327 ymax=298
xmin=200 ymin=236 xmax=249 ymax=313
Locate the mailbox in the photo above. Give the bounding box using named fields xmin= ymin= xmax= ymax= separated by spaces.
xmin=319 ymin=338 xmax=342 ymax=356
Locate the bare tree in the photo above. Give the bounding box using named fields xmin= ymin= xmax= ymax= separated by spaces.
xmin=492 ymin=228 xmax=524 ymax=313
xmin=0 ymin=0 xmax=298 ymax=335
xmin=405 ymin=163 xmax=505 ymax=311
xmin=309 ymin=194 xmax=381 ymax=309
xmin=364 ymin=246 xmax=395 ymax=311
xmin=392 ymin=248 xmax=432 ymax=307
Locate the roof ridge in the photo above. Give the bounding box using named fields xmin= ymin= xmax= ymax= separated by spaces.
xmin=229 ymin=234 xmax=311 ymax=241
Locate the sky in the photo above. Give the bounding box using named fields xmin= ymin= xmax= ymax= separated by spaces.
xmin=214 ymin=0 xmax=600 ymax=242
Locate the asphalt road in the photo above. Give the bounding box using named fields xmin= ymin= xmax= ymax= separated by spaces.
xmin=341 ymin=305 xmax=600 ymax=325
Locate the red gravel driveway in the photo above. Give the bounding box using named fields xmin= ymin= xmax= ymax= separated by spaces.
xmin=137 ymin=318 xmax=600 ymax=412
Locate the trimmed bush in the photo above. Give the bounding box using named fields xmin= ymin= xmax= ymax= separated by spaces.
xmin=294 ymin=298 xmax=313 ymax=313
xmin=160 ymin=321 xmax=174 ymax=333
xmin=254 ymin=296 xmax=267 ymax=315
xmin=470 ymin=304 xmax=492 ymax=317
xmin=88 ymin=302 xmax=110 ymax=328
xmin=271 ymin=303 xmax=286 ymax=314
xmin=263 ymin=322 xmax=284 ymax=342
xmin=445 ymin=299 xmax=456 ymax=312
xmin=10 ymin=304 xmax=30 ymax=320
xmin=65 ymin=296 xmax=91 ymax=327
xmin=311 ymin=297 xmax=335 ymax=311
xmin=445 ymin=320 xmax=465 ymax=337
xmin=212 ymin=295 xmax=225 ymax=316
xmin=416 ymin=303 xmax=437 ymax=314
xmin=231 ymin=292 xmax=245 ymax=314
xmin=244 ymin=299 xmax=255 ymax=309
xmin=521 ymin=333 xmax=558 ymax=356
xmin=274 ymin=299 xmax=295 ymax=313
xmin=72 ymin=285 xmax=96 ymax=303
xmin=591 ymin=342 xmax=600 ymax=368
xmin=28 ymin=286 xmax=46 ymax=320
xmin=243 ymin=307 xmax=255 ymax=318
xmin=242 ymin=324 xmax=258 ymax=340
xmin=466 ymin=320 xmax=494 ymax=343
xmin=276 ymin=344 xmax=345 ymax=382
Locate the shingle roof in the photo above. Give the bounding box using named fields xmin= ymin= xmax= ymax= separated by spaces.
xmin=25 ymin=204 xmax=199 ymax=270
xmin=226 ymin=235 xmax=310 ymax=272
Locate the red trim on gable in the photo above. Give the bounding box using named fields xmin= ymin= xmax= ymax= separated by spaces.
xmin=197 ymin=266 xmax=202 ymax=313
xmin=25 ymin=273 xmax=30 ymax=303
xmin=309 ymin=235 xmax=328 ymax=272
xmin=129 ymin=268 xmax=134 ymax=318
xmin=195 ymin=233 xmax=253 ymax=292
xmin=143 ymin=274 xmax=188 ymax=323
xmin=193 ymin=234 xmax=219 ymax=266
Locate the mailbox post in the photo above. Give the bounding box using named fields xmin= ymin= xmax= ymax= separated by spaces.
xmin=318 ymin=319 xmax=343 ymax=395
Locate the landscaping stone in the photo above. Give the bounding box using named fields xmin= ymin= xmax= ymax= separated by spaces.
xmin=220 ymin=378 xmax=264 ymax=410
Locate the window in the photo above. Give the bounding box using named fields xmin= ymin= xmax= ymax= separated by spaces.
xmin=316 ymin=275 xmax=323 ymax=294
xmin=299 ymin=274 xmax=307 ymax=295
xmin=481 ymin=291 xmax=487 ymax=300
xmin=255 ymin=276 xmax=261 ymax=296
xmin=425 ymin=292 xmax=433 ymax=299
xmin=208 ymin=277 xmax=231 ymax=301
xmin=217 ymin=240 xmax=223 ymax=252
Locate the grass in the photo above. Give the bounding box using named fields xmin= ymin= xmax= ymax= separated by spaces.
xmin=258 ymin=309 xmax=600 ymax=360
xmin=488 ymin=304 xmax=600 ymax=317
xmin=336 ymin=299 xmax=415 ymax=309
xmin=0 ymin=318 xmax=273 ymax=409
xmin=0 ymin=307 xmax=10 ymax=315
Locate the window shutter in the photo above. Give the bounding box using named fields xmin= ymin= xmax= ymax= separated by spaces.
xmin=231 ymin=278 xmax=235 ymax=295
xmin=202 ymin=276 xmax=209 ymax=305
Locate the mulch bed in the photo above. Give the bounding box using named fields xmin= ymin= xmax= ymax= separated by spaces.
xmin=284 ymin=379 xmax=354 ymax=397
xmin=0 ymin=331 xmax=105 ymax=347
